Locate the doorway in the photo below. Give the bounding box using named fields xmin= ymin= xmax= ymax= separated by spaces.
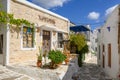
xmin=0 ymin=34 xmax=3 ymax=64
xmin=42 ymin=30 xmax=51 ymax=56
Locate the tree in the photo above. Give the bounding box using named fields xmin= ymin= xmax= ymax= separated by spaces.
xmin=70 ymin=33 xmax=89 ymax=67
xmin=70 ymin=33 xmax=87 ymax=52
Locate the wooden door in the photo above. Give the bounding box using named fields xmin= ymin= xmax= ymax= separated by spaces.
xmin=0 ymin=34 xmax=3 ymax=64
xmin=108 ymin=44 xmax=111 ymax=67
xmin=102 ymin=44 xmax=105 ymax=68
xmin=43 ymin=30 xmax=50 ymax=56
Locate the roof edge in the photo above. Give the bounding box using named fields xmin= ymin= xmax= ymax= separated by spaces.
xmin=14 ymin=0 xmax=69 ymax=21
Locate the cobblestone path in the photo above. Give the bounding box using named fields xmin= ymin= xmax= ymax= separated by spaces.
xmin=71 ymin=55 xmax=112 ymax=80
xmin=0 ymin=54 xmax=113 ymax=80
xmin=0 ymin=65 xmax=34 ymax=80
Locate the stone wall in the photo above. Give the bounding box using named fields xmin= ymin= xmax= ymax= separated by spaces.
xmin=10 ymin=0 xmax=69 ymax=32
xmin=9 ymin=0 xmax=69 ymax=64
xmin=9 ymin=31 xmax=40 ymax=64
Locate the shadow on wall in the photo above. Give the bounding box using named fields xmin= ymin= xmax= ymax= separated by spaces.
xmin=62 ymin=54 xmax=79 ymax=80
xmin=62 ymin=54 xmax=112 ymax=80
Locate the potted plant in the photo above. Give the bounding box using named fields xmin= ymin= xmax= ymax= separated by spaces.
xmin=48 ymin=50 xmax=66 ymax=69
xmin=37 ymin=47 xmax=42 ymax=67
xmin=64 ymin=50 xmax=70 ymax=65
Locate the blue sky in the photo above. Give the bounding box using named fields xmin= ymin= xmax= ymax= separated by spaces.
xmin=27 ymin=0 xmax=120 ymax=30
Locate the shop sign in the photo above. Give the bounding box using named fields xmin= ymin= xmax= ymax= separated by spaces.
xmin=38 ymin=15 xmax=55 ymax=25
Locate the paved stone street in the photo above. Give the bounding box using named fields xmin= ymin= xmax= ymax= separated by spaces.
xmin=0 ymin=65 xmax=34 ymax=80
xmin=6 ymin=57 xmax=69 ymax=80
xmin=6 ymin=55 xmax=78 ymax=80
xmin=6 ymin=62 xmax=61 ymax=80
xmin=0 ymin=54 xmax=113 ymax=80
xmin=71 ymin=55 xmax=113 ymax=80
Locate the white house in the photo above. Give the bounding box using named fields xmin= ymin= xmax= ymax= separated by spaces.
xmin=97 ymin=5 xmax=120 ymax=79
xmin=90 ymin=29 xmax=98 ymax=53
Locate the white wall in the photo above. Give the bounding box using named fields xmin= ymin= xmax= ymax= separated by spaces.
xmin=91 ymin=29 xmax=98 ymax=52
xmin=0 ymin=0 xmax=10 ymax=65
xmin=97 ymin=5 xmax=119 ymax=78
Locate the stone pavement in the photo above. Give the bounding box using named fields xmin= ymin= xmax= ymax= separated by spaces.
xmin=0 ymin=65 xmax=34 ymax=80
xmin=71 ymin=55 xmax=113 ymax=80
xmin=6 ymin=58 xmax=69 ymax=80
xmin=7 ymin=63 xmax=60 ymax=80
xmin=0 ymin=54 xmax=113 ymax=80
xmin=6 ymin=56 xmax=78 ymax=80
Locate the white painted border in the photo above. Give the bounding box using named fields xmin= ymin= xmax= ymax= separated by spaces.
xmin=15 ymin=0 xmax=69 ymax=21
xmin=4 ymin=0 xmax=10 ymax=65
xmin=21 ymin=25 xmax=36 ymax=50
xmin=57 ymin=32 xmax=64 ymax=51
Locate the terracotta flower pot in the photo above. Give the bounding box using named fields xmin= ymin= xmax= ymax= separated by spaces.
xmin=65 ymin=59 xmax=69 ymax=65
xmin=56 ymin=62 xmax=62 ymax=67
xmin=37 ymin=60 xmax=42 ymax=67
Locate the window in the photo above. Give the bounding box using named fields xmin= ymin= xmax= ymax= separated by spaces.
xmin=95 ymin=47 xmax=97 ymax=51
xmin=108 ymin=43 xmax=111 ymax=67
xmin=58 ymin=33 xmax=63 ymax=48
xmin=95 ymin=39 xmax=98 ymax=43
xmin=22 ymin=26 xmax=35 ymax=48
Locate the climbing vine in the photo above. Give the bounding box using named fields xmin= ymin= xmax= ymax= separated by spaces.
xmin=0 ymin=10 xmax=35 ymax=39
xmin=0 ymin=11 xmax=34 ymax=27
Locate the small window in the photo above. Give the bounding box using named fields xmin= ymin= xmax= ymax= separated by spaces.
xmin=58 ymin=33 xmax=63 ymax=48
xmin=95 ymin=39 xmax=98 ymax=43
xmin=95 ymin=47 xmax=97 ymax=51
xmin=22 ymin=26 xmax=35 ymax=48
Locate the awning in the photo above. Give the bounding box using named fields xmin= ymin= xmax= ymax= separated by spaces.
xmin=70 ymin=25 xmax=90 ymax=32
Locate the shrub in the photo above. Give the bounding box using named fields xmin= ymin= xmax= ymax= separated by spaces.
xmin=48 ymin=50 xmax=66 ymax=64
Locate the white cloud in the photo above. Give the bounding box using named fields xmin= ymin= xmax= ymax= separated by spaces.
xmin=88 ymin=12 xmax=100 ymax=20
xmin=28 ymin=0 xmax=70 ymax=9
xmin=105 ymin=5 xmax=118 ymax=16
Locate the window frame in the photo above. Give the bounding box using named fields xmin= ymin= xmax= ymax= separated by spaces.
xmin=21 ymin=26 xmax=36 ymax=50
xmin=57 ymin=32 xmax=63 ymax=48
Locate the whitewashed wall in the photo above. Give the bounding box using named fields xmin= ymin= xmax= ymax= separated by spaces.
xmin=97 ymin=6 xmax=119 ymax=78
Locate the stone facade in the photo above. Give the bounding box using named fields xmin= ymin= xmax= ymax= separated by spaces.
xmin=10 ymin=0 xmax=69 ymax=32
xmin=9 ymin=0 xmax=69 ymax=64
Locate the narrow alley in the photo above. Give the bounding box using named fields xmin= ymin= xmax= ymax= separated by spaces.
xmin=70 ymin=55 xmax=112 ymax=80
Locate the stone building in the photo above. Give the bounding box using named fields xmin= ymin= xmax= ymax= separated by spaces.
xmin=0 ymin=0 xmax=70 ymax=65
